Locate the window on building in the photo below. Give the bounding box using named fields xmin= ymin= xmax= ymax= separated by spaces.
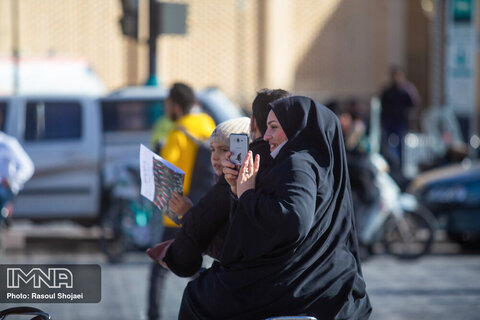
xmin=24 ymin=101 xmax=82 ymax=141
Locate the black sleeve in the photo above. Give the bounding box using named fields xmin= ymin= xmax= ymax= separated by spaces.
xmin=221 ymin=158 xmax=319 ymax=264
xmin=182 ymin=177 xmax=231 ymax=250
xmin=164 ymin=227 xmax=203 ymax=277
xmin=164 ymin=177 xmax=231 ymax=276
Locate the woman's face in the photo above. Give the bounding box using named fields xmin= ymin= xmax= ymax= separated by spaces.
xmin=263 ymin=110 xmax=288 ymax=152
xmin=210 ymin=142 xmax=230 ymax=176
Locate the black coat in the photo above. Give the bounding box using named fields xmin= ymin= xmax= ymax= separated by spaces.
xmin=164 ymin=140 xmax=272 ymax=277
xmin=180 ymin=96 xmax=371 ymax=319
xmin=380 ymin=83 xmax=416 ymax=133
xmin=164 ymin=175 xmax=231 ymax=277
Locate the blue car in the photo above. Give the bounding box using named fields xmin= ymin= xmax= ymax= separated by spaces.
xmin=408 ymin=160 xmax=480 ymax=244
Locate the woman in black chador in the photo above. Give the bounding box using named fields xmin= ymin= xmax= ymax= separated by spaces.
xmin=179 ymin=96 xmax=372 ymax=319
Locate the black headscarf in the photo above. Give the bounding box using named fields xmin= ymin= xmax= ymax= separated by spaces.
xmin=276 ymin=94 xmax=365 ymax=254
xmin=270 ymin=95 xmax=346 ymax=171
xmin=179 ymin=96 xmax=371 ymax=320
xmin=270 ymin=95 xmax=362 ymax=262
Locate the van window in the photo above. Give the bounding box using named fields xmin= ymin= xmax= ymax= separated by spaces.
xmin=0 ymin=102 xmax=6 ymax=131
xmin=101 ymin=100 xmax=164 ymax=132
xmin=24 ymin=101 xmax=82 ymax=141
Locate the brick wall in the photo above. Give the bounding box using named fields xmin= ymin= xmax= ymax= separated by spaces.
xmin=290 ymin=0 xmax=406 ymax=105
xmin=0 ymin=0 xmax=409 ymax=111
xmin=157 ymin=0 xmax=260 ymax=109
xmin=0 ymin=0 xmax=131 ymax=90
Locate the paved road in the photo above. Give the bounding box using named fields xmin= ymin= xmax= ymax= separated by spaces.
xmin=1 ymin=223 xmax=479 ymax=319
xmin=363 ymin=254 xmax=480 ymax=320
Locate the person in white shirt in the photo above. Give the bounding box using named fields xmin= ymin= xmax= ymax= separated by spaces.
xmin=0 ymin=131 xmax=34 ymax=203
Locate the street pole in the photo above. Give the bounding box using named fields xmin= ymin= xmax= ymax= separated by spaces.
xmin=11 ymin=0 xmax=20 ymax=95
xmin=146 ymin=0 xmax=158 ymax=86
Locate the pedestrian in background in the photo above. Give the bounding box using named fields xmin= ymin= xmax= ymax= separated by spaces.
xmin=147 ymin=82 xmax=216 ymax=320
xmin=380 ymin=66 xmax=420 ymax=186
xmin=0 ymin=112 xmax=34 ymax=208
xmin=329 ymin=100 xmax=378 ymax=248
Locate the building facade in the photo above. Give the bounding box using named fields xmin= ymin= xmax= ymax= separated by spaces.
xmin=0 ymin=0 xmax=428 ymax=112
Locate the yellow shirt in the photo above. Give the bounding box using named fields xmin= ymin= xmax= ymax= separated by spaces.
xmin=160 ymin=113 xmax=216 ymax=227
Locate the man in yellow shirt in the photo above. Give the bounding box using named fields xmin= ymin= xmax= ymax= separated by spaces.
xmin=148 ymin=82 xmax=215 ymax=320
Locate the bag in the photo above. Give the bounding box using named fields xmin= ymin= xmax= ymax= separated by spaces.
xmin=177 ymin=126 xmax=216 ymax=204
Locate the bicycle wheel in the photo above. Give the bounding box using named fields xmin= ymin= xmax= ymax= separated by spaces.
xmin=383 ymin=205 xmax=436 ymax=259
xmin=99 ymin=201 xmax=132 ymax=263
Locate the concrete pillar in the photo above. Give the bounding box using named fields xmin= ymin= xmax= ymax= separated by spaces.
xmin=261 ymin=0 xmax=294 ymax=89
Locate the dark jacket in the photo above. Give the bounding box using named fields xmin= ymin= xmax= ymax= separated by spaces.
xmin=163 ymin=140 xmax=272 ymax=277
xmin=163 ymin=175 xmax=231 ymax=277
xmin=380 ymin=83 xmax=417 ymax=134
xmin=180 ymin=96 xmax=371 ymax=320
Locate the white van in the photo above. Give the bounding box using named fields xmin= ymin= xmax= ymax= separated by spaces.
xmin=0 ymin=86 xmax=243 ymax=224
xmin=0 ymin=57 xmax=106 ymax=96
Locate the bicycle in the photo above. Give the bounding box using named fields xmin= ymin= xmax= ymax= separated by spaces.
xmin=0 ymin=307 xmax=51 ymax=320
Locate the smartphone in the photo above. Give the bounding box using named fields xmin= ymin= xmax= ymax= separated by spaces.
xmin=229 ymin=133 xmax=249 ymax=167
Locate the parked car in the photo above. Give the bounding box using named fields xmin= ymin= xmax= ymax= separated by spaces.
xmin=408 ymin=160 xmax=480 ymax=244
xmin=0 ymin=86 xmax=243 ymax=225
